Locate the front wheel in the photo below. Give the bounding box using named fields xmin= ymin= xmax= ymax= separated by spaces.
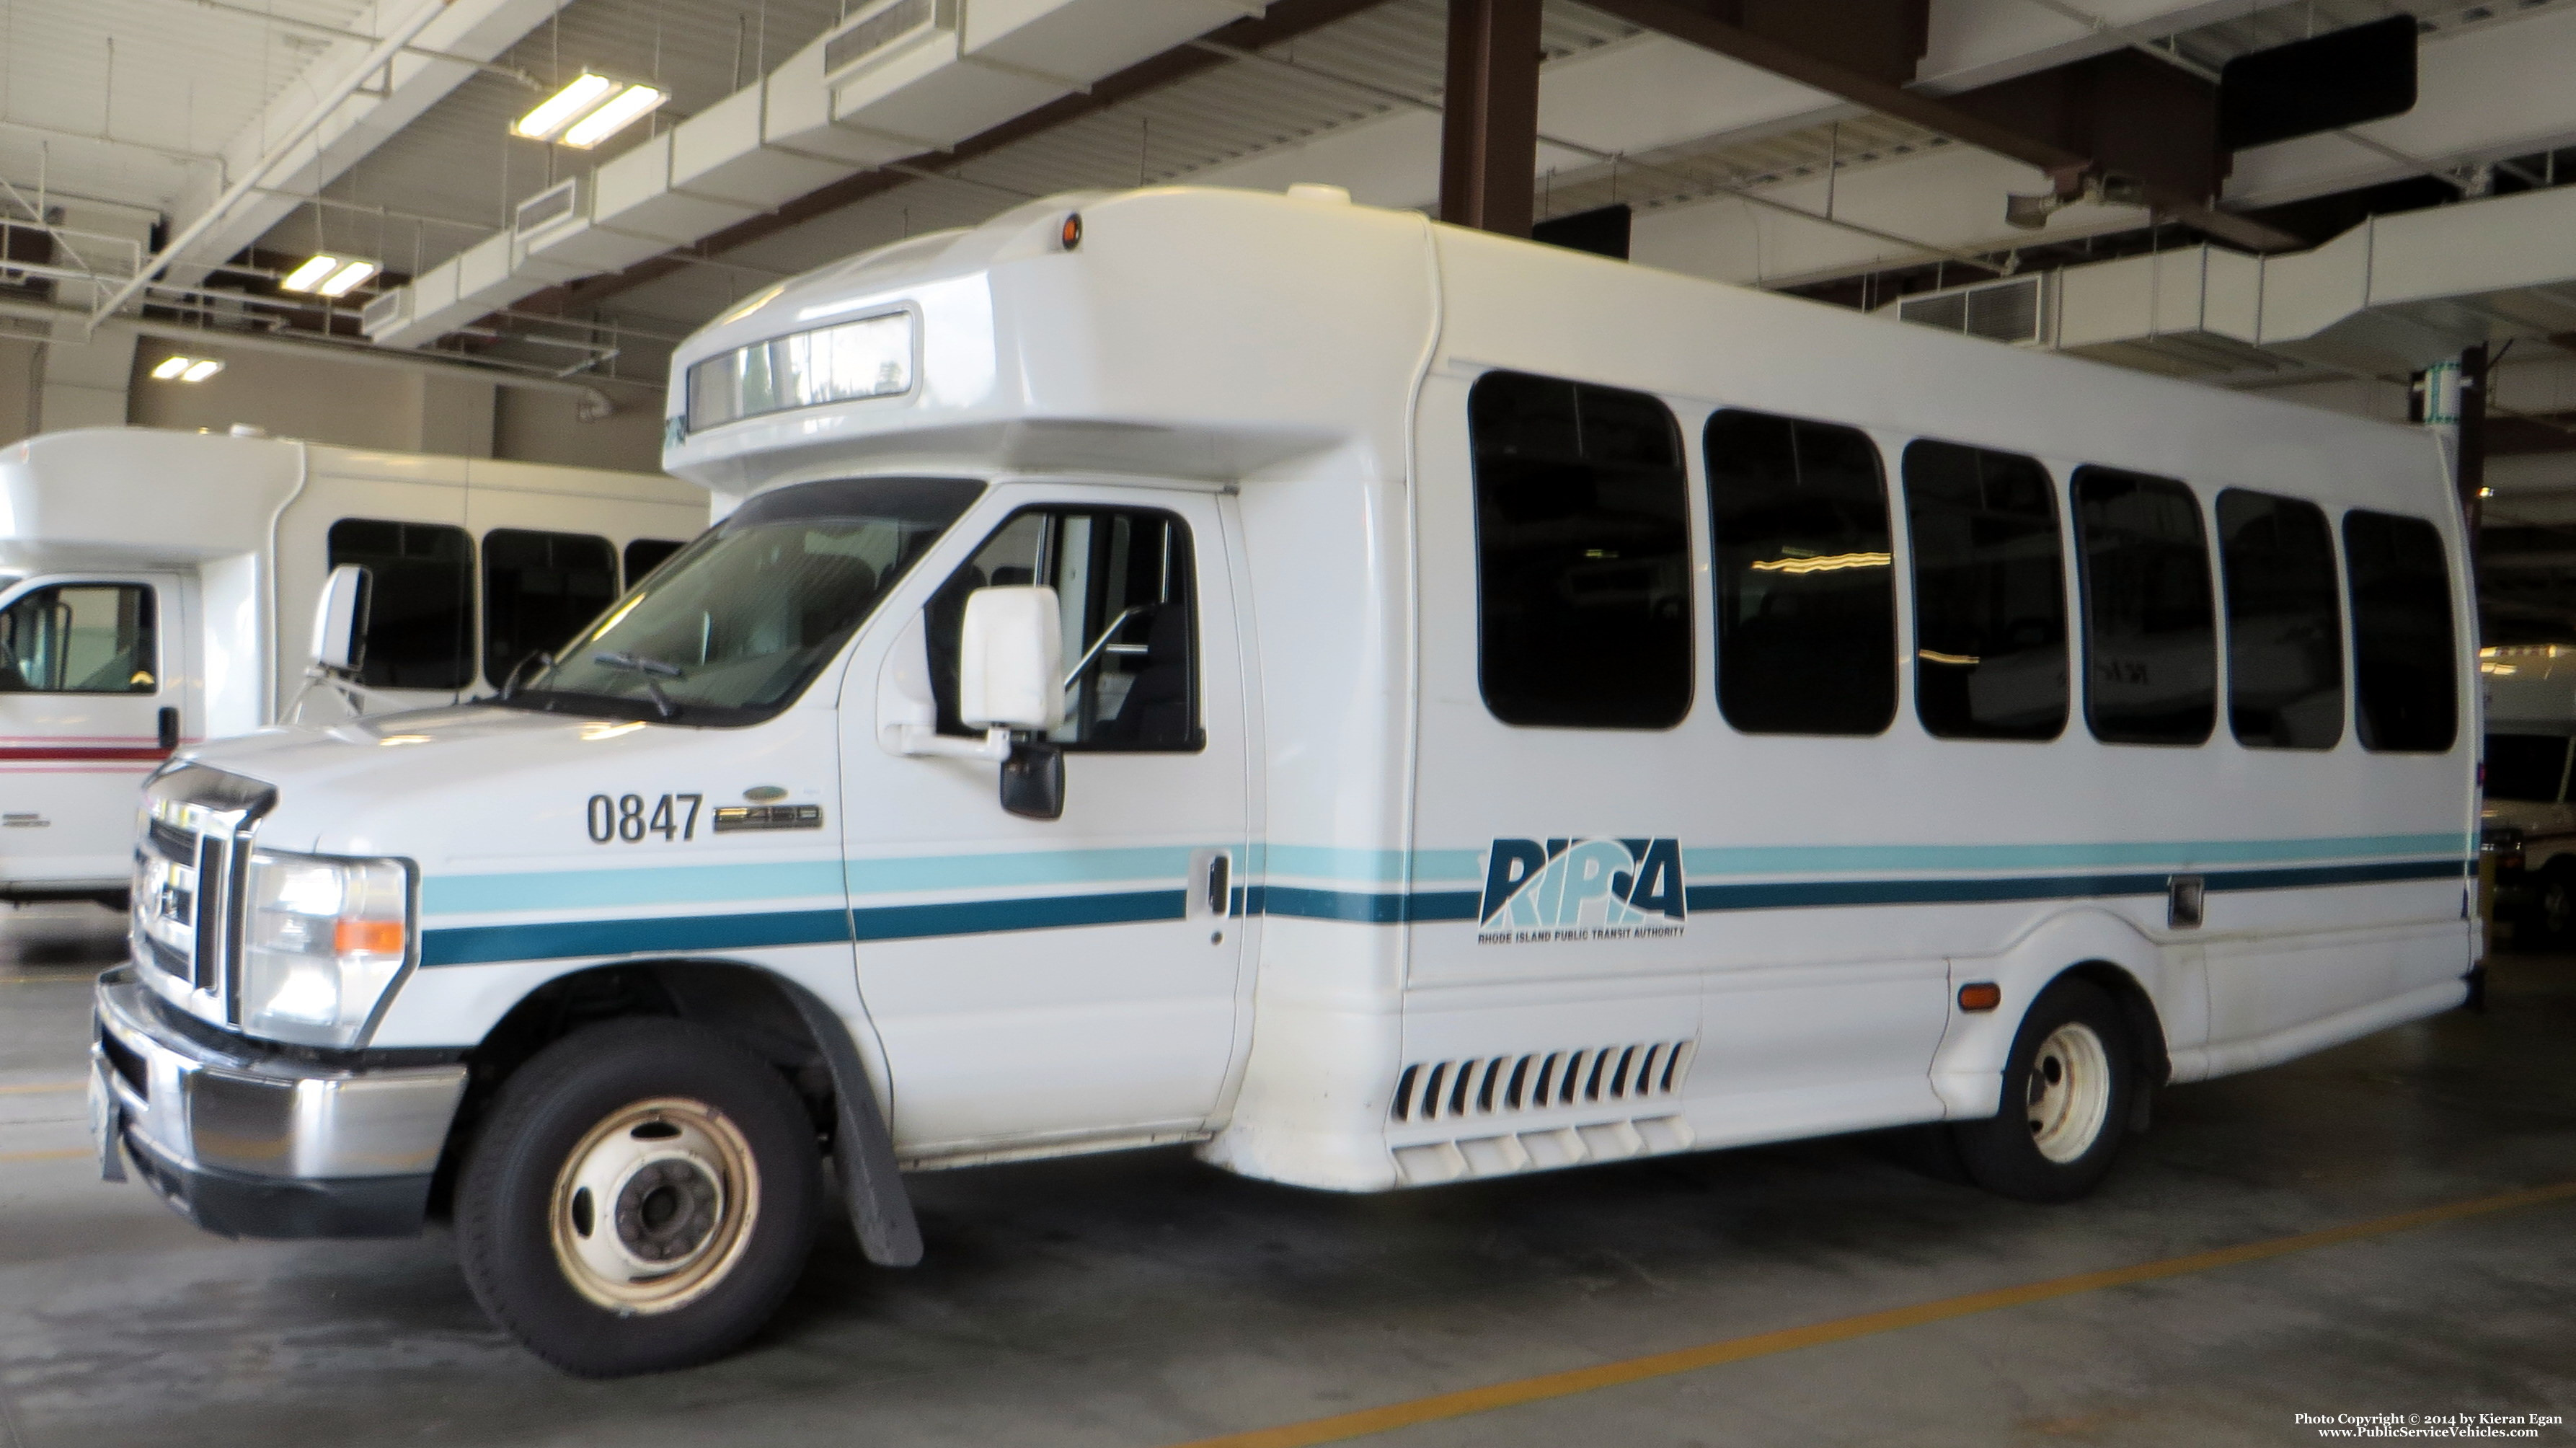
xmin=455 ymin=1018 xmax=822 ymax=1376
xmin=1950 ymin=977 xmax=2134 ymax=1203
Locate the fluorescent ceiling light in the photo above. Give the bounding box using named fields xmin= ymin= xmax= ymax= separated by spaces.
xmin=149 ymin=356 xmax=192 ymax=380
xmin=559 ymin=83 xmax=667 ymax=149
xmin=180 ymin=359 xmax=224 ymax=383
xmin=280 ymin=254 xmax=342 ymax=292
xmin=513 ymin=73 xmax=617 ymax=141
xmin=315 ymin=260 xmax=380 ymax=298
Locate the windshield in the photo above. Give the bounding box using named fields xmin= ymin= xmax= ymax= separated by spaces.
xmin=502 ymin=475 xmax=983 ymax=725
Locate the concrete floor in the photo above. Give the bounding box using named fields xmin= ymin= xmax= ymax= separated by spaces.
xmin=3 ymin=904 xmax=2571 ymax=1448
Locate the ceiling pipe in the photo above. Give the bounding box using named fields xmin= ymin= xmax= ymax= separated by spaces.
xmin=87 ymin=0 xmax=460 ymax=333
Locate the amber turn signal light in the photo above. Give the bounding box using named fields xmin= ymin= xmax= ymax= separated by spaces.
xmin=1061 ymin=213 xmax=1082 ymax=250
xmin=334 ymin=919 xmax=407 ymax=955
xmin=1957 ymin=982 xmax=2002 ymax=1012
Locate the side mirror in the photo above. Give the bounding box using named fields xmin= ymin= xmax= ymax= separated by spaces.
xmin=958 ymin=586 xmax=1064 ymax=733
xmin=311 ymin=565 xmax=371 ymax=675
xmin=1000 ymin=740 xmax=1064 ymax=820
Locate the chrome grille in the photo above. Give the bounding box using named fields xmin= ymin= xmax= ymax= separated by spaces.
xmin=133 ymin=764 xmax=276 ymax=1026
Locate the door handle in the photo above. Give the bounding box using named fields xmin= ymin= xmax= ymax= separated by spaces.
xmin=1206 ymin=853 xmax=1231 ymax=919
xmin=156 ymin=707 xmax=178 ymax=751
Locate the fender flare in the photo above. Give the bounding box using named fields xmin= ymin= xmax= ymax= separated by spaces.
xmin=776 ymin=977 xmax=924 ymax=1268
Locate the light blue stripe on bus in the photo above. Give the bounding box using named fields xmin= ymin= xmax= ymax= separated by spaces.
xmin=423 ymin=860 xmax=844 ymax=916
xmin=844 ymin=846 xmax=1195 ymax=893
xmin=1254 ymin=845 xmax=1484 ymax=884
xmin=1679 ymin=833 xmax=2471 ymax=877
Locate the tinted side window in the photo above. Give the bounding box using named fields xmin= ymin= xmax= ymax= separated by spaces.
xmin=931 ymin=507 xmax=1200 ymax=751
xmin=1469 ymin=371 xmax=1691 ymax=729
xmin=2345 ymin=510 xmax=2458 ymax=752
xmin=2216 ymin=490 xmax=2344 ymax=749
xmin=1902 ymin=441 xmax=2066 ymax=741
xmin=2072 ymin=467 xmax=2216 ymax=745
xmin=325 ymin=519 xmax=473 ymax=690
xmin=0 ymin=584 xmax=155 ymax=694
xmin=1707 ymin=411 xmax=1895 ymax=735
xmin=624 ymin=538 xmax=687 ymax=587
xmin=483 ymin=529 xmax=618 ymax=689
xmin=2484 ymin=733 xmax=2570 ymax=803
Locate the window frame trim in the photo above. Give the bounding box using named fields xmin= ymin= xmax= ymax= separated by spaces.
xmin=0 ymin=578 xmax=163 ymax=697
xmin=2068 ymin=463 xmax=2223 ymax=749
xmin=2339 ymin=504 xmax=2464 ymax=756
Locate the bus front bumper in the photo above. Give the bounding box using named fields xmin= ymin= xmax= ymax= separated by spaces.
xmin=89 ymin=966 xmax=468 ymax=1239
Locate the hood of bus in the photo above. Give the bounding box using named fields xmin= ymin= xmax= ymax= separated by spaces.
xmin=176 ymin=705 xmax=837 ymax=867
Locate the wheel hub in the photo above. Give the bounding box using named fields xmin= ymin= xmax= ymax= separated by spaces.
xmin=549 ymin=1097 xmax=761 ymax=1315
xmin=2024 ymin=1021 xmax=2112 ymax=1165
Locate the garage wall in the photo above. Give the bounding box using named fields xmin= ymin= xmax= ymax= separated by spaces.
xmin=128 ymin=341 xmax=430 ymax=450
xmin=494 ymin=385 xmax=663 ymax=472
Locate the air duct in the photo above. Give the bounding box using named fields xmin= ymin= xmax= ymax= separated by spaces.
xmin=2030 ymin=185 xmax=2576 ymax=380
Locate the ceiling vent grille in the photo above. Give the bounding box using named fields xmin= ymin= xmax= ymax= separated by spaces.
xmin=513 ymin=177 xmax=583 ymax=239
xmin=824 ymin=0 xmax=956 ymax=81
xmin=359 ymin=289 xmax=409 ymax=337
xmin=1391 ymin=1039 xmax=1695 ymax=1124
xmin=1897 ymin=274 xmax=2048 ymax=345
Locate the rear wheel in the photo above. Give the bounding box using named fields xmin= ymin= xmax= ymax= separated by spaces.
xmin=2532 ymin=861 xmax=2576 ymax=948
xmin=1951 ymin=978 xmax=2133 ymax=1202
xmin=456 ymin=1018 xmax=820 ymax=1376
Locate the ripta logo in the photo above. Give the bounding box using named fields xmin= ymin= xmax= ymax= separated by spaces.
xmin=1477 ymin=838 xmax=1686 ymax=944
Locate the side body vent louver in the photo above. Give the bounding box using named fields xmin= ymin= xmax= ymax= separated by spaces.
xmin=1392 ymin=1039 xmax=1695 ymax=1124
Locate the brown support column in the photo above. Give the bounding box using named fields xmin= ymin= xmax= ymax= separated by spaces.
xmin=1440 ymin=0 xmax=1543 ymax=237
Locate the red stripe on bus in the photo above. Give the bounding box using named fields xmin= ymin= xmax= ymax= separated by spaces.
xmin=0 ymin=746 xmax=173 ymax=761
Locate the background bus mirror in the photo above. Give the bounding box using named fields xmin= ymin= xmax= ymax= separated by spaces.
xmin=1001 ymin=740 xmax=1064 ymax=820
xmin=959 ymin=586 xmax=1065 ymax=733
xmin=311 ymin=565 xmax=371 ymax=675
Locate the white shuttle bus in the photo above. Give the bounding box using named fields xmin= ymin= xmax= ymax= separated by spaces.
xmin=0 ymin=428 xmax=706 ymax=905
xmin=90 ymin=187 xmax=2478 ymax=1376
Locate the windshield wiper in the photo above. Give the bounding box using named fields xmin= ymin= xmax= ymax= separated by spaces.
xmin=592 ymin=650 xmax=685 ymax=720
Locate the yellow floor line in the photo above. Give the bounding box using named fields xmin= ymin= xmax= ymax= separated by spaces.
xmin=1167 ymin=1178 xmax=2576 ymax=1448
xmin=0 ymin=1081 xmax=84 ymax=1096
xmin=0 ymin=1147 xmax=90 ymax=1164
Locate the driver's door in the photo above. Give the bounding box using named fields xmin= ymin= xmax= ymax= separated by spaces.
xmin=0 ymin=575 xmax=187 ymax=888
xmin=838 ymin=485 xmax=1251 ymax=1153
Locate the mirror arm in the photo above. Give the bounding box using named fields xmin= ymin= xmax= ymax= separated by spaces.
xmin=893 ymin=723 xmax=1014 ymax=762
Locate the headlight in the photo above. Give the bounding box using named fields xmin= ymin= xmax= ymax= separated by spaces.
xmin=240 ymin=851 xmax=412 ymax=1047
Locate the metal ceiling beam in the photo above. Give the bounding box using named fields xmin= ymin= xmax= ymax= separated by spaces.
xmin=513 ymin=0 xmax=1402 ymax=320
xmin=88 ymin=0 xmax=459 ymax=329
xmin=1439 ymin=0 xmax=1544 ymax=237
xmin=1577 ymin=0 xmax=2301 ymax=251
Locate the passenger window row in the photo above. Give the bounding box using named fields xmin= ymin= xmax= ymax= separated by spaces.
xmin=1467 ymin=371 xmax=2458 ymax=753
xmin=324 ymin=521 xmax=689 ymax=692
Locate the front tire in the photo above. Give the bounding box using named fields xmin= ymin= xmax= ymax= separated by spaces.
xmin=456 ymin=1018 xmax=821 ymax=1376
xmin=1950 ymin=978 xmax=2133 ymax=1203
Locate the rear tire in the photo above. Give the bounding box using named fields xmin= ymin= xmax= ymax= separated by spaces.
xmin=1950 ymin=978 xmax=2133 ymax=1203
xmin=2532 ymin=861 xmax=2576 ymax=948
xmin=455 ymin=1018 xmax=821 ymax=1376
